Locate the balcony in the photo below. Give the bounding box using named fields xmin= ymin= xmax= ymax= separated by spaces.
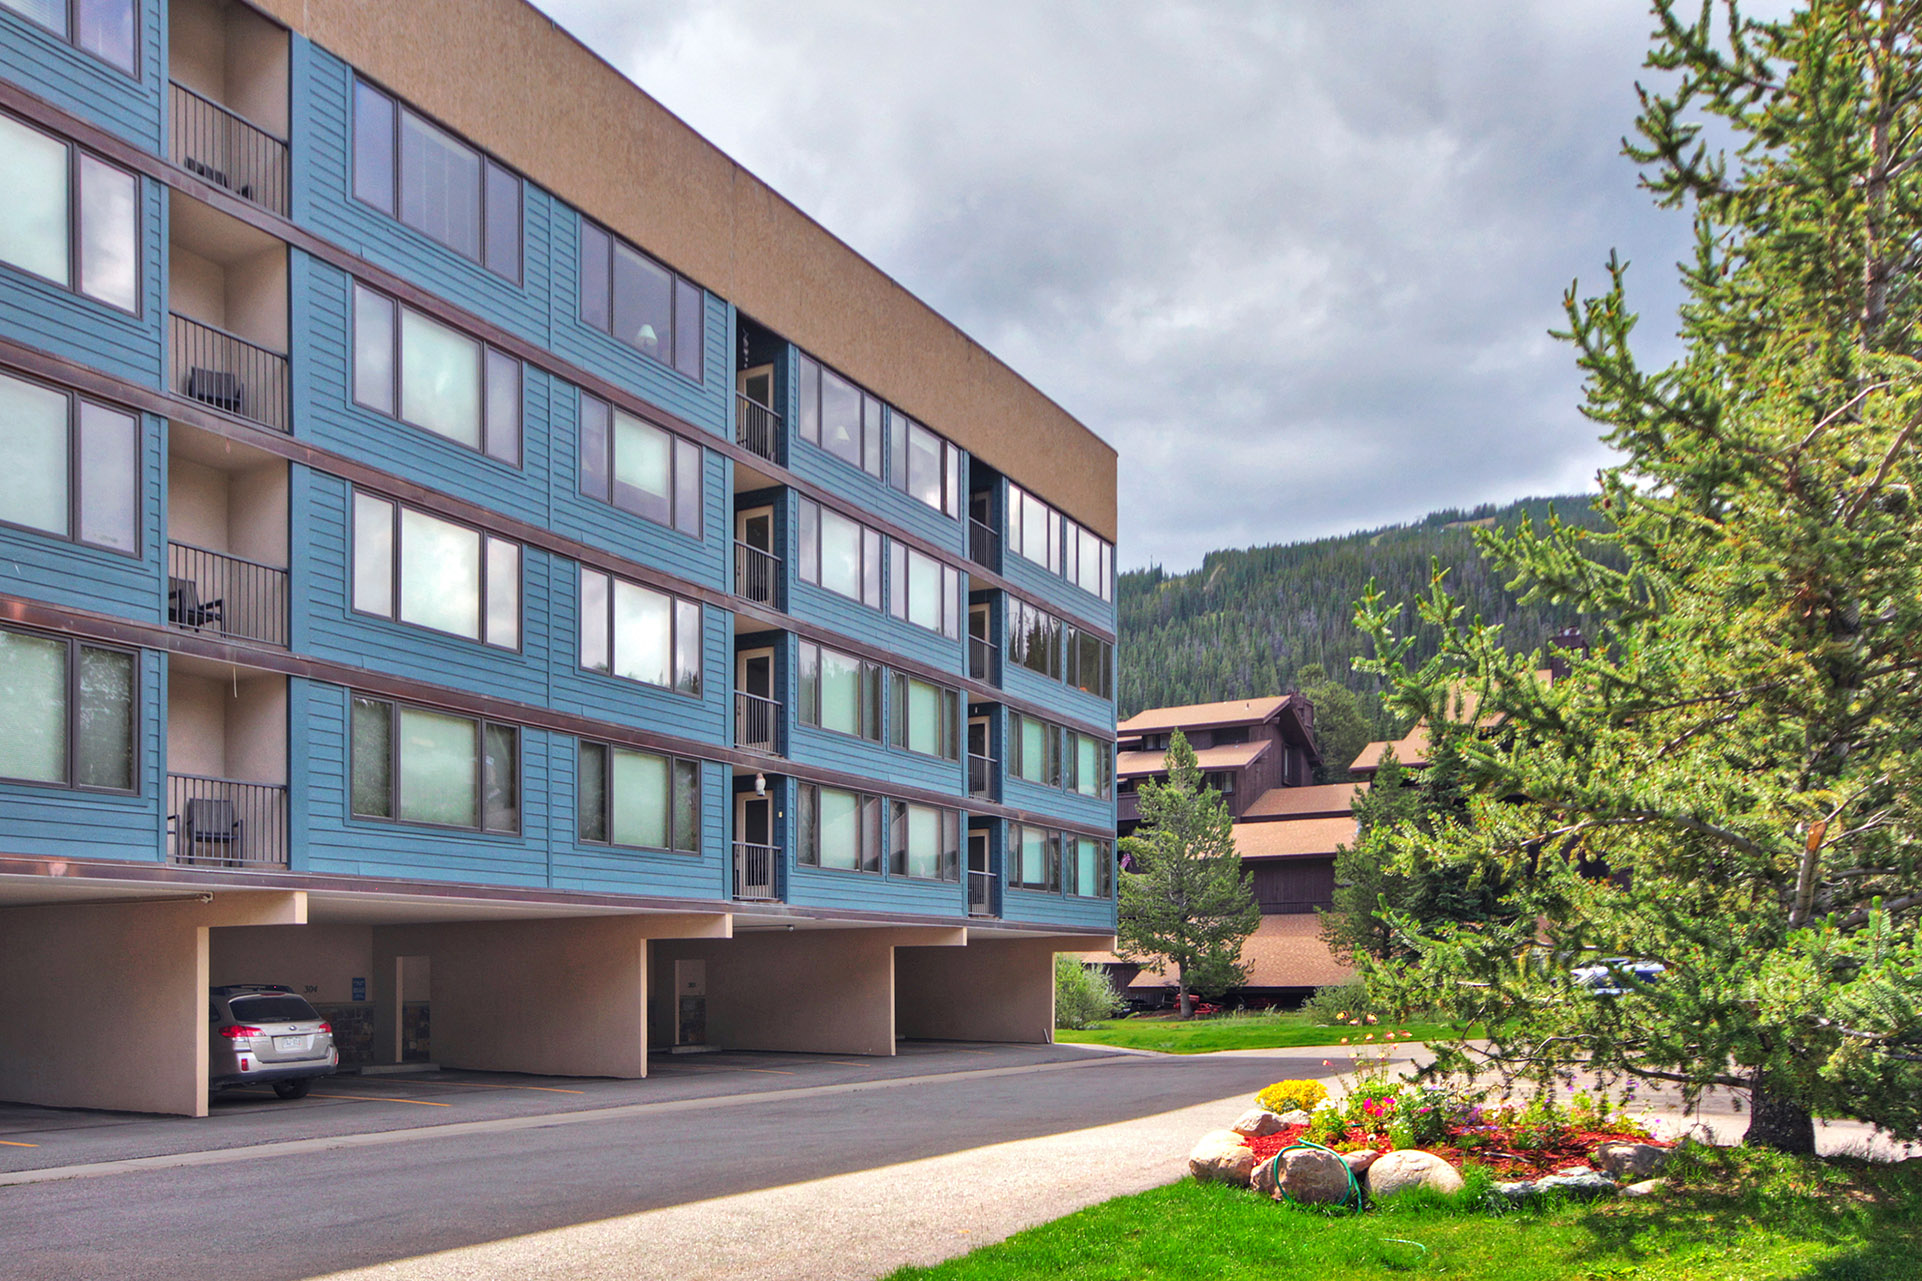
xmin=167 ymin=773 xmax=288 ymax=869
xmin=968 ymin=517 xmax=999 ymax=571
xmin=168 ymin=0 xmax=289 ymax=216
xmin=968 ymin=751 xmax=997 ymax=801
xmin=166 ymin=423 xmax=289 ymax=645
xmin=735 ymin=691 xmax=782 ymax=755
xmin=168 ymin=192 xmax=290 ymax=433
xmin=968 ymin=633 xmax=999 ymax=684
xmin=733 ymin=841 xmax=780 ymax=902
xmin=166 ymin=657 xmax=287 ymax=869
xmin=168 ymin=542 xmax=287 ymax=647
xmin=968 ymin=867 xmax=998 ymax=919
xmin=169 ymin=83 xmax=289 ymax=217
xmin=736 ymin=394 xmax=781 ymax=465
xmin=735 ymin=540 xmax=782 ymax=609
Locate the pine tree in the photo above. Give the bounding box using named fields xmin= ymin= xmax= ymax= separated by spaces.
xmin=1117 ymin=732 xmax=1262 ymax=1018
xmin=1356 ymin=0 xmax=1922 ymax=1152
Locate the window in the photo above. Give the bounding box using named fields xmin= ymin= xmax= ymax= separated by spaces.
xmin=1005 ymin=483 xmax=1113 ymax=602
xmin=1 ymin=0 xmax=136 ymax=75
xmin=1008 ymin=712 xmax=1059 ymax=787
xmin=1068 ymin=836 xmax=1113 ymax=898
xmin=577 ymin=392 xmax=702 ymax=536
xmin=353 ymin=81 xmax=521 ymax=281
xmin=0 ymin=112 xmax=138 ymax=311
xmin=352 ymin=493 xmax=519 ymax=649
xmin=888 ymin=542 xmax=961 ymax=637
xmin=578 ymin=566 xmax=703 ymax=696
xmin=1007 ymin=600 xmax=1061 ymax=679
xmin=1066 ymin=730 xmax=1112 ymax=800
xmin=890 ymin=673 xmax=960 ymax=760
xmin=1009 ymin=823 xmax=1060 ymax=892
xmin=796 ymin=498 xmax=882 ymax=608
xmin=576 ymin=740 xmax=701 ymax=853
xmin=350 ymin=695 xmax=518 ymax=832
xmin=0 ymin=625 xmax=135 ymax=791
xmin=796 ymin=784 xmax=882 ymax=873
xmin=794 ymin=354 xmax=881 ymax=477
xmin=0 ymin=370 xmax=138 ymax=554
xmin=577 ymin=219 xmax=704 ymax=380
xmin=352 ymin=285 xmax=521 ymax=464
xmin=888 ymin=801 xmax=959 ymax=881
xmin=797 ymin=641 xmax=880 ymax=740
xmin=1065 ymin=626 xmax=1113 ymax=699
xmin=886 ymin=413 xmax=962 ymax=516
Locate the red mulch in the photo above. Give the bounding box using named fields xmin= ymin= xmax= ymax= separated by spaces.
xmin=1244 ymin=1125 xmax=1671 ymax=1181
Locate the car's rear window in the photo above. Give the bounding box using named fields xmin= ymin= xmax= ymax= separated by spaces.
xmin=228 ymin=995 xmax=320 ymax=1023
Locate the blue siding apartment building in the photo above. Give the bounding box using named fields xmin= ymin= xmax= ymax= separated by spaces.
xmin=0 ymin=0 xmax=1118 ymax=1116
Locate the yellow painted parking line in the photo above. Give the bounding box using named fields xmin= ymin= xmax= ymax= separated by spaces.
xmin=0 ymin=1139 xmax=39 ymax=1148
xmin=418 ymin=1081 xmax=586 ymax=1095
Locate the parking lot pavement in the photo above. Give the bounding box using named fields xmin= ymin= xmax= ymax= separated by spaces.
xmin=0 ymin=1040 xmax=1114 ymax=1175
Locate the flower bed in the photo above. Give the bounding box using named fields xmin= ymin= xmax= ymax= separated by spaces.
xmin=1245 ymin=1123 xmax=1670 ymax=1181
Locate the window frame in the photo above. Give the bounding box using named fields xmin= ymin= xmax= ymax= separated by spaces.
xmin=576 ymin=390 xmax=704 ymax=538
xmin=0 ymin=110 xmax=141 ymax=315
xmin=887 ymin=541 xmax=961 ymax=638
xmin=1005 ymin=482 xmax=1114 ymax=602
xmin=348 ymin=694 xmax=520 ymax=834
xmin=794 ymin=352 xmax=883 ymax=479
xmin=797 ymin=640 xmax=882 ymax=742
xmin=577 ymin=564 xmax=705 ymax=699
xmin=887 ymin=799 xmax=960 ymax=882
xmin=1007 ymin=711 xmax=1061 ymax=788
xmin=795 ymin=497 xmax=884 ymax=610
xmin=885 ymin=411 xmax=962 ymax=517
xmin=889 ymin=671 xmax=961 ymax=762
xmin=575 ymin=738 xmax=702 ymax=855
xmin=576 ymin=216 xmax=705 ymax=382
xmin=1008 ymin=823 xmax=1061 ymax=892
xmin=350 ymin=490 xmax=521 ymax=651
xmin=350 ymin=283 xmax=522 ymax=466
xmin=351 ymin=78 xmax=523 ymax=283
xmin=0 ymin=623 xmax=139 ymax=794
xmin=1067 ymin=835 xmax=1114 ymax=899
xmin=0 ymin=368 xmax=141 ymax=557
xmin=1066 ymin=729 xmax=1113 ymax=800
xmin=0 ymin=0 xmax=139 ymax=77
xmin=795 ymin=782 xmax=884 ymax=875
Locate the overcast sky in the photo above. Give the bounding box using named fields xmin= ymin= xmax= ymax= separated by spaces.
xmin=531 ymin=0 xmax=1732 ymax=572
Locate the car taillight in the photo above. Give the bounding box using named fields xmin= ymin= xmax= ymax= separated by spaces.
xmin=219 ymin=1025 xmax=263 ymax=1039
xmin=316 ymin=1022 xmax=332 ymax=1035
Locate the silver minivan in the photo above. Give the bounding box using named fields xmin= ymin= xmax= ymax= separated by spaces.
xmin=209 ymin=985 xmax=338 ymax=1099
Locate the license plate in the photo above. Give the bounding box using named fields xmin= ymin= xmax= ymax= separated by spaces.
xmin=274 ymin=1035 xmax=306 ymax=1052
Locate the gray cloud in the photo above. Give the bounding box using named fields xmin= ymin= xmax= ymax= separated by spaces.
xmin=532 ymin=0 xmax=1728 ymax=570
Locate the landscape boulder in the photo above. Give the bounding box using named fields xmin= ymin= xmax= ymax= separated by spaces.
xmin=1341 ymin=1149 xmax=1382 ymax=1176
xmin=1493 ymin=1171 xmax=1620 ymax=1203
xmin=1364 ymin=1150 xmax=1465 ymax=1199
xmin=1251 ymin=1152 xmax=1279 ymax=1197
xmin=1273 ymin=1109 xmax=1314 ymax=1127
xmin=1622 ymin=1178 xmax=1667 ymax=1198
xmin=1232 ymin=1108 xmax=1288 ymax=1138
xmin=1188 ymin=1129 xmax=1256 ymax=1186
xmin=1594 ymin=1142 xmax=1669 ymax=1180
xmin=1272 ymin=1147 xmax=1353 ymax=1205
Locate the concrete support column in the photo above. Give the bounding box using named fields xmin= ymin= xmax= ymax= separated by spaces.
xmin=0 ymin=891 xmax=305 ymax=1116
xmin=895 ymin=932 xmax=1114 ymax=1045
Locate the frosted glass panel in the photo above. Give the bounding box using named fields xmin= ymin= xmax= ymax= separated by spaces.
xmin=612 ymin=410 xmax=670 ymax=523
xmin=818 ymin=787 xmax=859 ymax=870
xmin=352 ymin=287 xmax=395 ymax=415
xmin=907 ymin=804 xmax=939 ymax=878
xmin=350 ymin=697 xmax=392 ymax=817
xmin=77 ymin=156 xmax=137 ymax=310
xmin=579 ymin=569 xmax=609 ymax=671
xmin=0 ymin=629 xmax=66 ymax=783
xmin=75 ymin=0 xmax=137 ymax=73
xmin=400 ymin=309 xmax=481 ymax=447
xmin=77 ymin=402 xmax=137 ymax=552
xmin=397 ymin=707 xmax=476 ymax=826
xmin=399 ymin=507 xmax=480 ymax=638
xmin=484 ymin=538 xmax=519 ymax=649
xmin=908 ymin=679 xmax=939 ymax=756
xmin=612 ymin=579 xmax=671 ymax=687
xmin=0 ymin=372 xmax=70 ymax=537
xmin=610 ymin=747 xmax=668 ymax=849
xmin=908 ymin=550 xmax=941 ymax=631
xmin=2 ymin=0 xmax=68 ymax=37
xmin=76 ymin=646 xmax=133 ymax=790
xmin=820 ymin=648 xmax=861 ymax=735
xmin=818 ymin=507 xmax=862 ymax=599
xmin=0 ymin=115 xmax=69 ymax=287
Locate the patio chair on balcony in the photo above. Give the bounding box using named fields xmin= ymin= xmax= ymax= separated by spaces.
xmin=186 ymin=367 xmax=244 ymax=414
xmin=168 ymin=577 xmax=225 ymax=630
xmin=183 ymin=156 xmax=255 ymax=202
xmin=174 ymin=797 xmax=241 ymax=860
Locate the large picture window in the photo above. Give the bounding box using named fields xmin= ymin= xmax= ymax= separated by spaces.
xmin=1065 ymin=626 xmax=1114 ymax=700
xmin=1066 ymin=729 xmax=1112 ymax=800
xmin=1009 ymin=823 xmax=1060 ymax=892
xmin=1008 ymin=712 xmax=1059 ymax=787
xmin=350 ymin=695 xmax=518 ymax=832
xmin=352 ymin=493 xmax=520 ymax=649
xmin=578 ymin=219 xmax=704 ymax=381
xmin=0 ymin=0 xmax=137 ymax=75
xmin=887 ymin=542 xmax=961 ymax=637
xmin=0 ymin=370 xmax=138 ymax=554
xmin=796 ymin=498 xmax=882 ymax=609
xmin=890 ymin=673 xmax=960 ymax=761
xmin=576 ymin=740 xmax=701 ymax=853
xmin=1008 ymin=600 xmax=1062 ymax=680
xmin=0 ymin=112 xmax=138 ymax=312
xmin=353 ymin=81 xmax=522 ymax=281
xmin=352 ymin=284 xmax=521 ymax=465
xmin=577 ymin=392 xmax=702 ymax=536
xmin=886 ymin=413 xmax=961 ymax=516
xmin=794 ymin=353 xmax=881 ymax=477
xmin=0 ymin=625 xmax=135 ymax=791
xmin=796 ymin=783 xmax=882 ymax=873
xmin=888 ymin=801 xmax=959 ymax=881
xmin=1006 ymin=483 xmax=1113 ymax=602
xmin=578 ymin=566 xmax=703 ymax=696
xmin=797 ymin=641 xmax=880 ymax=741
xmin=1068 ymin=835 xmax=1113 ymax=898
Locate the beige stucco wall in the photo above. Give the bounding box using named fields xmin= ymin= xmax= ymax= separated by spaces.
xmin=0 ymin=893 xmax=305 ymax=1116
xmin=172 ymin=0 xmax=290 ymax=135
xmin=242 ymin=0 xmax=1116 ymax=539
xmin=166 ymin=669 xmax=286 ymax=782
xmin=210 ymin=922 xmax=372 ymax=1004
xmin=895 ymin=937 xmax=1062 ymax=1044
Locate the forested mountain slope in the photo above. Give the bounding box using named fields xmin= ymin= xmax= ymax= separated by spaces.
xmin=1118 ymin=495 xmax=1607 ymax=720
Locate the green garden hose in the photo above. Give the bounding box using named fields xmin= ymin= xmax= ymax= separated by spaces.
xmin=1262 ymin=1138 xmax=1364 ymax=1211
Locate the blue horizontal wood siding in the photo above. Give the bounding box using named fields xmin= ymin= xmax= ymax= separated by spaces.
xmin=547 ymin=737 xmax=728 ymax=900
xmin=1001 ymin=886 xmax=1116 ymax=930
xmin=1 ymin=179 xmax=163 ymax=389
xmin=0 ymin=647 xmax=164 ymax=863
xmin=0 ymin=409 xmax=163 ymax=622
xmin=0 ymin=0 xmax=162 ymax=151
xmin=786 ymin=863 xmax=970 ymax=918
xmin=1001 ymin=660 xmax=1114 ymax=734
xmin=1002 ymin=774 xmax=1115 ymax=832
xmin=298 ymin=679 xmax=553 ymax=886
xmin=999 ymin=543 xmax=1117 ymax=637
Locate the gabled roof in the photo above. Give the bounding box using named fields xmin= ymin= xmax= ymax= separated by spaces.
xmin=1116 ymin=740 xmax=1271 ymax=778
xmin=1094 ymin=915 xmax=1352 ymax=991
xmin=1351 ymin=729 xmax=1430 ymax=775
xmin=1232 ymin=817 xmax=1357 ymax=860
xmin=1239 ymin=782 xmax=1368 ymax=821
xmin=1118 ymin=697 xmax=1294 ymax=736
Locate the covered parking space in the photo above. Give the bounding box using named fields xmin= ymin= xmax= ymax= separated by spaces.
xmin=895 ymin=928 xmax=1117 ymax=1045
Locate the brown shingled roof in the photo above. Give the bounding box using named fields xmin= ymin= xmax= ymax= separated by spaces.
xmin=1118 ymin=697 xmax=1292 ymax=735
xmin=1239 ymin=782 xmax=1368 ymax=820
xmin=1233 ymin=817 xmax=1357 ymax=860
xmin=1116 ymin=740 xmax=1271 ymax=777
xmin=1098 ymin=915 xmax=1352 ymax=991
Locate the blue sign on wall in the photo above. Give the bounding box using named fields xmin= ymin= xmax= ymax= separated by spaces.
xmin=352 ymin=976 xmax=367 ymax=1002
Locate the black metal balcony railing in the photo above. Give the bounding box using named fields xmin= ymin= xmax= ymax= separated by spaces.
xmin=169 ymin=81 xmax=289 ymax=216
xmin=168 ymin=542 xmax=289 ymax=647
xmin=167 ymin=774 xmax=289 ymax=869
xmin=968 ymin=751 xmax=997 ymax=801
xmin=735 ymin=541 xmax=782 ymax=608
xmin=733 ymin=841 xmax=780 ymax=901
xmin=968 ymin=634 xmax=1000 ymax=684
xmin=967 ymin=517 xmax=999 ymax=570
xmin=736 ymin=394 xmax=781 ymax=464
xmin=968 ymin=867 xmax=998 ymax=918
xmin=170 ymin=313 xmax=291 ymax=433
xmin=735 ymin=691 xmax=782 ymax=754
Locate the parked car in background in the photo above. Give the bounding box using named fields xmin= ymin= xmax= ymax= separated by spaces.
xmin=1571 ymin=959 xmax=1667 ymax=997
xmin=209 ymin=985 xmax=338 ymax=1099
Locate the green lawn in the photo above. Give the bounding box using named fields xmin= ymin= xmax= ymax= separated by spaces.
xmin=883 ymin=1146 xmax=1922 ymax=1280
xmin=1055 ymin=1009 xmax=1470 ymax=1054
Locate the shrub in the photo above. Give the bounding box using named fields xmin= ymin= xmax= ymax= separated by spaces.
xmin=1305 ymin=1107 xmax=1348 ymax=1146
xmin=1256 ymin=1078 xmax=1330 ymax=1115
xmin=1054 ymin=955 xmax=1123 ymax=1030
xmin=1299 ymin=980 xmax=1377 ymax=1025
